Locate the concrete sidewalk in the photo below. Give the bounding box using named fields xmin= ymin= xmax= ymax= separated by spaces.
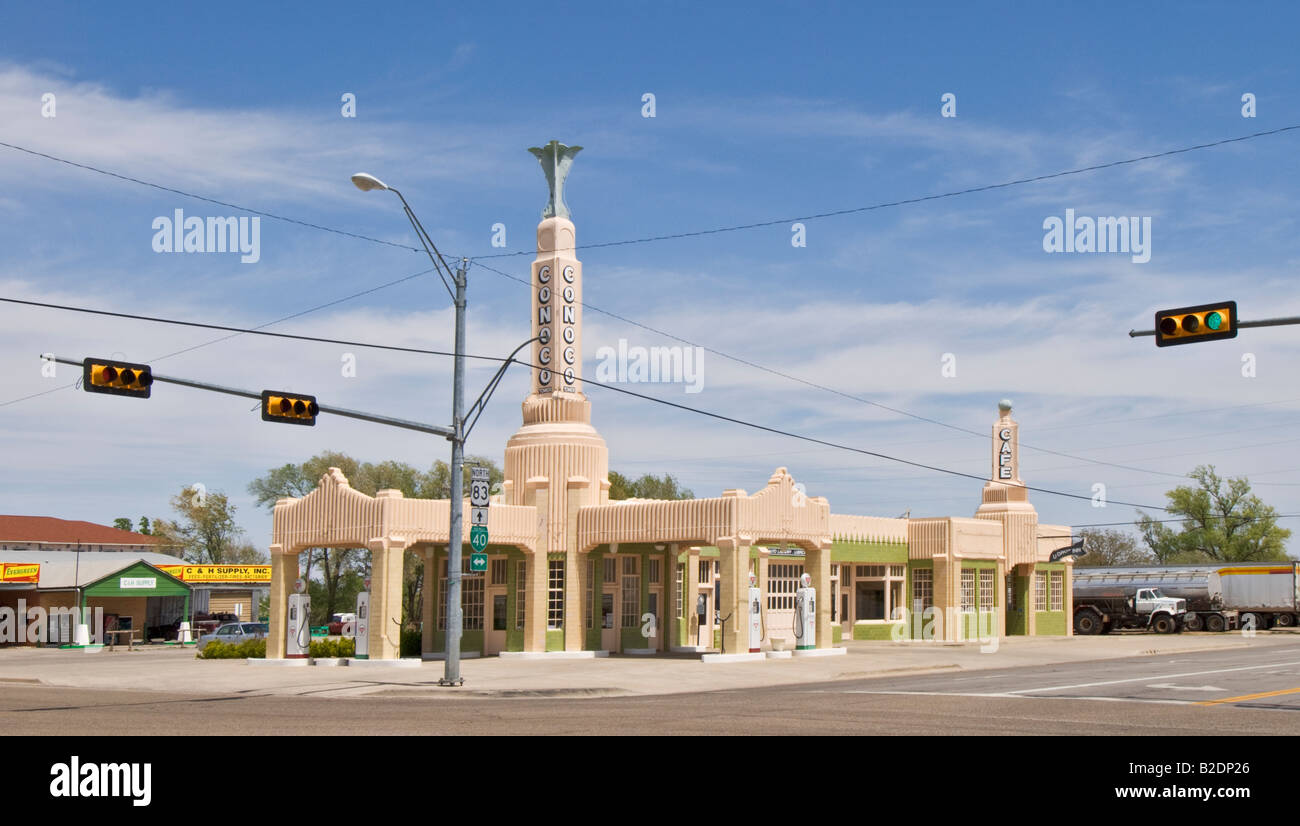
xmin=1 ymin=632 xmax=1296 ymax=699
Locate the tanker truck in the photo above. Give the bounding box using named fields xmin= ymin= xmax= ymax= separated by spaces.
xmin=1072 ymin=569 xmax=1234 ymax=634
xmin=1079 ymin=563 xmax=1297 ymax=630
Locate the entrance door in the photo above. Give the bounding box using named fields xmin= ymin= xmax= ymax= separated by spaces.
xmin=766 ymin=562 xmax=802 ymax=645
xmin=486 ymin=558 xmax=509 ymax=655
xmin=695 ymin=591 xmax=710 ymax=647
xmin=601 ymin=556 xmax=619 ymax=651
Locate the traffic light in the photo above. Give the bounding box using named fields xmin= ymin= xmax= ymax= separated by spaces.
xmin=261 ymin=390 xmax=318 ymax=426
xmin=83 ymin=357 xmax=153 ymax=398
xmin=1154 ymin=301 xmax=1237 ymax=347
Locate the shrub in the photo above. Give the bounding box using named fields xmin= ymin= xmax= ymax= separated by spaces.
xmin=400 ymin=627 xmax=421 ymax=657
xmin=198 ymin=638 xmax=266 ymax=659
xmin=308 ymin=637 xmax=356 ymax=658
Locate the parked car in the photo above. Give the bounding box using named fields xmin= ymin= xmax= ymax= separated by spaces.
xmin=327 ymin=613 xmax=356 ymax=636
xmin=197 ymin=622 xmax=269 ymax=651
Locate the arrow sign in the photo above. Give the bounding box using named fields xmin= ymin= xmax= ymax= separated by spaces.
xmin=470 ymin=552 xmax=488 ymax=573
xmin=471 ymin=507 xmax=489 ymax=526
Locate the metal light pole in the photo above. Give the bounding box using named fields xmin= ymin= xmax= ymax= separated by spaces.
xmin=444 ymin=257 xmax=467 ymax=686
xmin=351 ymin=173 xmax=466 ymax=685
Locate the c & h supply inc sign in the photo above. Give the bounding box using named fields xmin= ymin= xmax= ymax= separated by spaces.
xmin=0 ymin=563 xmax=39 ymax=583
xmin=156 ymin=565 xmax=272 ymax=583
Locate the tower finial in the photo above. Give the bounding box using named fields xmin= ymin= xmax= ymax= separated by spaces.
xmin=527 ymin=140 xmax=582 ymax=220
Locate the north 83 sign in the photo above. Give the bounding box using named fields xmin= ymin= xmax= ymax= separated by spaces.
xmin=469 ymin=466 xmax=490 ymax=507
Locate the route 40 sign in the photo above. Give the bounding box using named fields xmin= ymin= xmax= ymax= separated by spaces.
xmin=470 ymin=525 xmax=489 ymax=552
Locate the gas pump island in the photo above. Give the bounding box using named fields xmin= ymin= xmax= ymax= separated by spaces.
xmin=264 ymin=142 xmax=1074 ymax=662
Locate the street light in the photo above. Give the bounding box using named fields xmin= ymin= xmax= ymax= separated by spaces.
xmin=353 ymin=172 xmax=467 ymax=687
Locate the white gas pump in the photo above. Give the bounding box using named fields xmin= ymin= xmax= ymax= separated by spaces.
xmin=793 ymin=572 xmax=816 ymax=650
xmin=748 ymin=573 xmax=763 ymax=653
xmin=354 ymin=591 xmax=370 ymax=660
xmin=286 ymin=592 xmax=311 ymax=658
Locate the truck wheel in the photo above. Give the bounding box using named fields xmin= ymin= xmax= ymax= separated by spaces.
xmin=1183 ymin=613 xmax=1203 ymax=632
xmin=1152 ymin=615 xmax=1176 ymax=634
xmin=1273 ymin=613 xmax=1295 ymax=628
xmin=1074 ymin=610 xmax=1103 ymax=635
xmin=1205 ymin=614 xmax=1226 ymax=633
xmin=1240 ymin=612 xmax=1263 ymax=631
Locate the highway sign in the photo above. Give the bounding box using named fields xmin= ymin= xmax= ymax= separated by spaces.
xmin=470 ymin=552 xmax=488 ymax=573
xmin=470 ymin=525 xmax=489 ymax=551
xmin=470 ymin=465 xmax=488 ymax=481
xmin=471 ymin=507 xmax=488 ymax=526
xmin=470 ymin=479 xmax=490 ymax=507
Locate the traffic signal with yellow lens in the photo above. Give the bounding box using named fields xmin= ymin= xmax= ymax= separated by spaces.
xmin=1155 ymin=301 xmax=1237 ymax=347
xmin=261 ymin=390 xmax=318 ymax=426
xmin=83 ymin=358 xmax=153 ymax=398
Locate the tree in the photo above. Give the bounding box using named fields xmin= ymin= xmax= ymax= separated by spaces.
xmin=1074 ymin=529 xmax=1155 ymax=567
xmin=421 ymin=454 xmax=505 ymax=500
xmin=1137 ymin=465 xmax=1292 ymax=564
xmin=137 ymin=517 xmax=152 ymax=535
xmin=152 ymin=487 xmax=259 ymax=563
xmin=608 ymin=471 xmax=695 ymax=500
xmin=113 ymin=518 xmax=133 ymax=532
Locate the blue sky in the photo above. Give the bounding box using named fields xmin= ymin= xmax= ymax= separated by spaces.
xmin=2 ymin=1 xmax=1299 ymax=548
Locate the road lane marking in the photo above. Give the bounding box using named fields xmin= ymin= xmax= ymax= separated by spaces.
xmin=839 ymin=690 xmax=1197 ymax=706
xmin=1007 ymin=659 xmax=1300 ymax=694
xmin=1196 ymin=686 xmax=1300 ymax=707
xmin=1146 ymin=684 xmax=1225 ymax=691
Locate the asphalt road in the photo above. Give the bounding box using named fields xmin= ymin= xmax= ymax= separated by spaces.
xmin=4 ymin=642 xmax=1300 ymax=735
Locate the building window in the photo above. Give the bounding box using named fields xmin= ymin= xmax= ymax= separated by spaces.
xmin=463 ymin=575 xmax=484 ymax=631
xmin=1050 ymin=571 xmax=1064 ymax=611
xmin=437 ymin=558 xmax=484 ymax=631
xmin=621 ymin=557 xmax=640 ymax=628
xmin=648 ymin=557 xmax=661 ymax=585
xmin=675 ymin=564 xmax=684 ymax=618
xmin=979 ymin=568 xmax=995 ymax=611
xmin=548 ymin=560 xmax=565 ymax=630
xmin=1006 ymin=575 xmax=1016 ymax=611
xmin=698 ymin=559 xmax=712 ymax=586
xmin=490 ymin=558 xmax=507 ymax=586
xmin=768 ymin=563 xmax=803 ymax=611
xmin=960 ymin=569 xmax=976 ymax=612
xmin=852 ymin=563 xmax=907 ymax=621
xmin=515 ymin=561 xmax=526 ymax=630
xmin=1034 ymin=571 xmax=1048 ymax=612
xmin=911 ymin=569 xmax=933 ymax=612
xmin=586 ymin=559 xmax=595 ymax=629
xmin=604 ymin=556 xmax=617 ymax=585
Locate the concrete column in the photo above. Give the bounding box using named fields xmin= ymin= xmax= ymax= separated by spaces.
xmin=523 ymin=480 xmax=550 ymax=652
xmin=266 ymin=546 xmax=297 ymax=660
xmin=367 ymin=536 xmax=406 ymax=659
xmin=1065 ymin=559 xmax=1074 ymax=636
xmin=421 ymin=545 xmax=435 ymax=654
xmin=717 ymin=537 xmax=748 ymax=655
xmin=563 ymin=478 xmax=589 ymax=651
xmin=805 ymin=544 xmax=833 ymax=649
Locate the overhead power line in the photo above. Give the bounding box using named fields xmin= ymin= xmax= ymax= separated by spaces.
xmin=470 ymin=260 xmax=1188 ymax=480
xmin=0 ymin=139 xmax=422 ymax=254
xmin=473 ymin=124 xmax=1300 ymax=259
xmin=0 ymin=265 xmax=442 ymax=407
xmin=6 ymin=296 xmax=1169 ymax=511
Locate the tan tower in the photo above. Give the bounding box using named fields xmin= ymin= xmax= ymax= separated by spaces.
xmin=504 ymin=141 xmax=609 ymax=649
xmin=974 ymin=399 xmax=1040 ymax=633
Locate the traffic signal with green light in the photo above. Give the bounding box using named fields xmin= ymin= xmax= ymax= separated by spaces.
xmin=261 ymin=390 xmax=318 ymax=426
xmin=83 ymin=358 xmax=153 ymax=398
xmin=1155 ymin=301 xmax=1237 ymax=347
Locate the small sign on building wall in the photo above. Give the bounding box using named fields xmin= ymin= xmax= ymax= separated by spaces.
xmin=120 ymin=577 xmax=156 ymax=589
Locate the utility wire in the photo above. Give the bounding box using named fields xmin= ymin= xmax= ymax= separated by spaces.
xmin=0 ymin=295 xmax=511 ymax=362
xmin=2 ymin=294 xmax=1170 ymax=511
xmin=1070 ymin=513 xmax=1300 ymax=529
xmin=473 ymin=124 xmax=1300 ymax=259
xmin=0 ymin=265 xmax=443 ymax=407
xmin=471 ymin=260 xmax=1190 ymax=480
xmin=0 ymin=139 xmax=423 ymax=254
